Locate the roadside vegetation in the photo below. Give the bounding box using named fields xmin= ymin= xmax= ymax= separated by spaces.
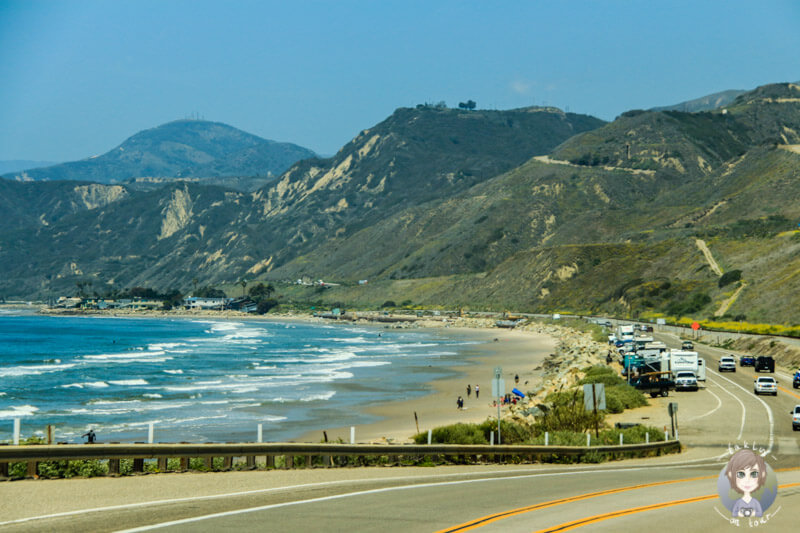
xmin=411 ymin=366 xmax=663 ymax=463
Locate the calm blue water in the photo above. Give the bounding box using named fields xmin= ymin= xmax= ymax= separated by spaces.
xmin=0 ymin=311 xmax=480 ymax=443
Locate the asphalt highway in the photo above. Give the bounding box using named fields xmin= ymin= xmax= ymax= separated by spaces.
xmin=2 ymin=332 xmax=799 ymax=532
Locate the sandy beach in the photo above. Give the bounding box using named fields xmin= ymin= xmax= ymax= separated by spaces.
xmin=297 ymin=327 xmax=557 ymax=444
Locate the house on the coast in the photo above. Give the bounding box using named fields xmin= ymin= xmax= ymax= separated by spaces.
xmin=183 ymin=296 xmax=232 ymax=310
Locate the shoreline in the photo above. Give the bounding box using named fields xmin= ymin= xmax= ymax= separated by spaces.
xmin=7 ymin=306 xmax=604 ymax=445
xmin=296 ymin=328 xmax=557 ymax=444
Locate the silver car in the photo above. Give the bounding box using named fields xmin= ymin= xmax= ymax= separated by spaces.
xmin=675 ymin=371 xmax=698 ymax=391
xmin=754 ymin=376 xmax=778 ymax=396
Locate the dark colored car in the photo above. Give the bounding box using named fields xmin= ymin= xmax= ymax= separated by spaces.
xmin=755 ymin=356 xmax=775 ymax=373
xmin=740 ymin=355 xmax=755 ymax=367
xmin=793 ymin=372 xmax=800 ymax=389
xmin=681 ymin=341 xmax=694 ymax=350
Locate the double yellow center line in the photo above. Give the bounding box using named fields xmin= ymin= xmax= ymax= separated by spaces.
xmin=439 ymin=472 xmax=800 ymax=533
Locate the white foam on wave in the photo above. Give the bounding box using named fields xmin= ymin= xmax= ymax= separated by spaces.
xmin=62 ymin=381 xmax=109 ymax=389
xmin=143 ymin=393 xmax=163 ymax=399
xmin=83 ymin=350 xmax=166 ymax=361
xmin=67 ymin=400 xmax=192 ymax=416
xmin=0 ymin=363 xmax=77 ymax=378
xmin=301 ymin=391 xmax=337 ymax=402
xmin=0 ymin=405 xmax=38 ymax=417
xmin=108 ymin=379 xmax=149 ymax=386
xmin=148 ymin=342 xmax=187 ymax=352
xmin=0 ymin=392 xmax=6 ymax=397
xmin=164 ymin=369 xmax=184 ymax=374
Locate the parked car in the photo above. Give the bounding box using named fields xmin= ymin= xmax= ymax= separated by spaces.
xmin=792 ymin=405 xmax=800 ymax=431
xmin=718 ymin=356 xmax=736 ymax=372
xmin=739 ymin=355 xmax=755 ymax=367
xmin=675 ymin=371 xmax=699 ymax=391
xmin=754 ymin=376 xmax=778 ymax=396
xmin=755 ymin=356 xmax=775 ymax=373
xmin=681 ymin=341 xmax=694 ymax=350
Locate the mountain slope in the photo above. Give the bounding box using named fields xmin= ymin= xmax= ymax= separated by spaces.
xmin=1 ymin=120 xmax=316 ymax=185
xmin=2 ymin=85 xmax=800 ymax=325
xmin=651 ymin=88 xmax=746 ymax=112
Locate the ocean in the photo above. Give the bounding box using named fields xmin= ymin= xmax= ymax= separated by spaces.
xmin=0 ymin=311 xmax=481 ymax=444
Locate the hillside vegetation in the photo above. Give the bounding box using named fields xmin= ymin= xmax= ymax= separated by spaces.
xmin=1 ymin=84 xmax=799 ymax=325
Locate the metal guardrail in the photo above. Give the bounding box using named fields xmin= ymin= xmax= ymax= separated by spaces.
xmin=0 ymin=440 xmax=681 ymax=477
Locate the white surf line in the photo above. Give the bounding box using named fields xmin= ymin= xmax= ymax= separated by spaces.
xmin=708 ymin=368 xmax=774 ymax=455
xmin=114 ymin=462 xmax=726 ymax=533
xmin=686 ymin=386 xmax=723 ymax=422
xmin=3 ymin=462 xmax=722 ymax=529
xmin=705 ymin=375 xmax=746 ymax=440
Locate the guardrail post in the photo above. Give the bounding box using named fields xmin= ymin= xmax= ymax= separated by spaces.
xmin=620 ymin=434 xmax=623 ymax=446
xmin=180 ymin=457 xmax=189 ymax=471
xmin=133 ymin=458 xmax=144 ymax=473
xmin=13 ymin=419 xmax=20 ymax=445
xmin=266 ymin=454 xmax=275 ymax=469
xmin=157 ymin=457 xmax=168 ymax=471
xmin=0 ymin=462 xmax=8 ymax=478
xmin=545 ymin=432 xmax=549 ymax=446
xmin=427 ymin=429 xmax=432 ymax=445
xmin=285 ymin=455 xmax=293 ymax=469
xmin=586 ymin=433 xmax=591 ymax=447
xmin=222 ymin=456 xmax=232 ymax=470
xmin=246 ymin=455 xmax=255 ymax=469
xmin=109 ymin=459 xmax=120 ymax=475
xmin=204 ymin=457 xmax=213 ymax=470
xmin=646 ymin=432 xmax=649 ymax=444
xmin=27 ymin=461 xmax=37 ymax=478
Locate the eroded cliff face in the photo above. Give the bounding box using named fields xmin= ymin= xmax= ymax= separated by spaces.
xmin=159 ymin=186 xmax=194 ymax=240
xmin=72 ymin=184 xmax=128 ymax=210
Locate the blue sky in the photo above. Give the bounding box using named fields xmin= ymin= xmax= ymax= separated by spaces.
xmin=1 ymin=0 xmax=798 ymax=161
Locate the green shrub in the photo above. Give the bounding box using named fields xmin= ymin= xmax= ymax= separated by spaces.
xmin=604 ymin=383 xmax=649 ymax=413
xmin=578 ymin=365 xmax=625 ymax=387
xmin=413 ymin=423 xmax=487 ymax=444
xmin=719 ymin=270 xmax=742 ymax=288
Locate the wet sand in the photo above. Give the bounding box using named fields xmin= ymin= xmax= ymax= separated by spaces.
xmin=297 ymin=328 xmax=557 ymax=444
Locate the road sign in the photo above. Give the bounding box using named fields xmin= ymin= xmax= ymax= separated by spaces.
xmin=583 ymin=383 xmax=606 ymax=411
xmin=492 ymin=378 xmax=506 ymax=398
xmin=668 ymin=402 xmax=678 ymax=416
xmin=691 ymin=322 xmax=700 ymax=331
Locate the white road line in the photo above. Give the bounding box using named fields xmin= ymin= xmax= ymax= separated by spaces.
xmin=114 ymin=462 xmax=725 ymax=532
xmin=706 ymin=376 xmax=746 ymax=440
xmin=2 ymin=462 xmax=722 ymax=530
xmin=708 ymin=368 xmax=774 ymax=454
xmin=686 ymin=386 xmax=723 ymax=422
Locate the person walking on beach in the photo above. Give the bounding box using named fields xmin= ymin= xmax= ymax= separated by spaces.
xmin=475 ymin=385 xmax=479 ymax=399
xmin=466 ymin=384 xmax=471 ymax=398
xmin=457 ymin=396 xmax=464 ymax=409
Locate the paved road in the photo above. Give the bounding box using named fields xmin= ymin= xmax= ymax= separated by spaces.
xmin=2 ymin=334 xmax=799 ymax=532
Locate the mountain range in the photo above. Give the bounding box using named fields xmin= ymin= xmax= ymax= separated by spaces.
xmin=1 ymin=83 xmax=799 ymax=325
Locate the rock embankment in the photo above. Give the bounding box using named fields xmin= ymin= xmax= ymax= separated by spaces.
xmin=505 ymin=322 xmax=611 ymax=426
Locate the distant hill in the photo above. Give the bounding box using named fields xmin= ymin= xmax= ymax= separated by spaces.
xmin=1 ymin=120 xmax=316 ymax=189
xmin=0 ymin=160 xmax=57 ymax=175
xmin=650 ymin=88 xmax=746 ymax=112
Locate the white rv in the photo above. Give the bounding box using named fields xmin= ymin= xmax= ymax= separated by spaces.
xmin=668 ymin=350 xmax=700 ymax=379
